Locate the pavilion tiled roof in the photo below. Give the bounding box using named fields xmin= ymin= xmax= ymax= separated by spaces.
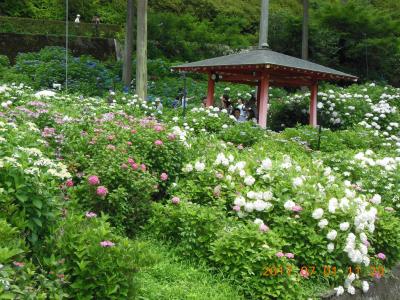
xmin=173 ymin=47 xmax=357 ymax=81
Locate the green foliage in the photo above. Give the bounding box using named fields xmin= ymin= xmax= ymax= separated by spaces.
xmin=147 ymin=202 xmax=227 ymax=260
xmin=0 ymin=55 xmax=10 ymax=68
xmin=0 ymin=16 xmax=121 ymax=38
xmin=0 ymin=219 xmax=25 ymax=263
xmin=210 ymin=223 xmax=305 ymax=299
xmin=282 ymin=126 xmax=386 ymax=152
xmin=219 ymin=122 xmax=265 ymax=147
xmin=44 ymin=213 xmax=140 ymax=299
xmin=372 ymin=210 xmax=400 ymax=268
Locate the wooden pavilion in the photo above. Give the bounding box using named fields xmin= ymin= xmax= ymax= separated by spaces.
xmin=172 ymin=45 xmax=358 ymax=128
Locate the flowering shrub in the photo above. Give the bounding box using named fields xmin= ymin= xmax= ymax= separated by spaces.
xmin=44 ymin=213 xmax=142 ymax=299
xmin=0 ymin=118 xmax=69 ymax=244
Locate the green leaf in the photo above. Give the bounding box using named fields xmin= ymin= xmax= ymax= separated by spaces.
xmin=32 ymin=218 xmax=42 ymax=227
xmin=32 ymin=199 xmax=42 ymax=209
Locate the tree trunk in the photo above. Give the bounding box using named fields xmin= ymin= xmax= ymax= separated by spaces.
xmin=301 ymin=0 xmax=309 ymax=61
xmin=122 ymin=0 xmax=134 ymax=89
xmin=136 ymin=0 xmax=148 ymax=101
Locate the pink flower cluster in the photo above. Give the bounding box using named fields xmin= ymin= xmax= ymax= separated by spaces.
xmin=160 ymin=172 xmax=168 ymax=181
xmin=171 ymin=196 xmax=180 ymax=205
xmin=88 ymin=175 xmax=100 ymax=185
xmin=96 ymin=186 xmax=108 ymax=197
xmin=100 ymin=240 xmax=115 ymax=247
xmin=291 ymin=205 xmax=303 ymax=212
xmin=154 ymin=125 xmax=164 ymax=132
xmin=276 ymin=252 xmax=295 ymax=259
xmin=259 ymin=223 xmax=269 ymax=233
xmin=167 ymin=133 xmax=176 ymax=141
xmin=13 ymin=261 xmax=25 ymax=267
xmin=42 ymin=127 xmax=55 ymax=137
xmin=154 ymin=140 xmax=163 ymax=146
xmin=85 ymin=211 xmax=97 ymax=218
xmin=376 ymin=253 xmax=386 ymax=260
xmin=65 ymin=179 xmax=74 ymax=187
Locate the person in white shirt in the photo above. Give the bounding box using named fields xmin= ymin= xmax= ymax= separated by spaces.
xmin=155 ymin=98 xmax=163 ymax=111
xmin=233 ymin=108 xmax=247 ymax=122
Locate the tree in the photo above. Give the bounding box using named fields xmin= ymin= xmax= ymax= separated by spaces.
xmin=122 ymin=0 xmax=134 ymax=89
xmin=301 ymin=0 xmax=309 ymax=60
xmin=136 ymin=0 xmax=148 ymax=101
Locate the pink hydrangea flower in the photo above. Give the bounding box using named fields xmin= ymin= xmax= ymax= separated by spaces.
xmin=100 ymin=240 xmax=115 ymax=247
xmin=85 ymin=211 xmax=97 ymax=218
xmin=127 ymin=141 xmax=132 ymax=146
xmin=300 ymin=269 xmax=309 ymax=278
xmin=285 ymin=253 xmax=295 ymax=259
xmin=259 ymin=223 xmax=269 ymax=233
xmin=141 ymin=164 xmax=146 ymax=171
xmin=276 ymin=252 xmax=285 ymax=258
xmin=66 ymin=179 xmax=74 ymax=187
xmin=154 ymin=125 xmax=164 ymax=132
xmin=376 ymin=253 xmax=386 ymax=260
xmin=128 ymin=158 xmax=135 ymax=164
xmin=88 ymin=175 xmax=100 ymax=185
xmin=167 ymin=133 xmax=176 ymax=141
xmin=96 ymin=186 xmax=108 ymax=197
xmin=232 ymin=205 xmax=241 ymax=212
xmin=131 ymin=129 xmax=137 ymax=134
xmin=131 ymin=163 xmax=138 ymax=170
xmin=160 ymin=172 xmax=168 ymax=181
xmin=154 ymin=140 xmax=163 ymax=146
xmin=13 ymin=261 xmax=25 ymax=267
xmin=292 ymin=205 xmax=303 ymax=212
xmin=362 ymin=239 xmax=370 ymax=247
xmin=171 ymin=196 xmax=180 ymax=204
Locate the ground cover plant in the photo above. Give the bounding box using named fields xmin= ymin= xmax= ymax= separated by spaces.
xmin=0 ymin=80 xmax=399 ymax=299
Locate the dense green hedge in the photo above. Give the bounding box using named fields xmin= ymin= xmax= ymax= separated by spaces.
xmin=0 ymin=16 xmax=121 ymax=38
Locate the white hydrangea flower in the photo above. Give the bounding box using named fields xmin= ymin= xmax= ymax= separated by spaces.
xmin=328 ymin=198 xmax=338 ymax=213
xmin=318 ymin=219 xmax=329 ymax=229
xmin=234 ymin=196 xmax=246 ymax=207
xmin=261 ymin=158 xmax=272 ymax=170
xmin=312 ymin=208 xmax=324 ymax=220
xmin=244 ymin=176 xmax=255 ymax=186
xmin=244 ymin=202 xmax=254 ymax=212
xmin=327 ymin=243 xmax=335 ymax=252
xmin=371 ymin=194 xmax=381 ymax=205
xmin=284 ymin=200 xmax=295 ymax=211
xmin=339 ymin=222 xmax=350 ymax=231
xmin=262 ymin=191 xmax=273 ymax=201
xmin=194 ymin=161 xmax=205 ymax=172
xmin=254 ymin=200 xmax=271 ymax=211
xmin=292 ymin=177 xmax=304 ymax=187
xmin=339 ymin=197 xmax=350 ymax=211
xmin=254 ymin=218 xmax=264 ymax=225
xmin=327 ymin=230 xmax=337 ymax=240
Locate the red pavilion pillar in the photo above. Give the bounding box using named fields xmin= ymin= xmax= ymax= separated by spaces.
xmin=258 ymin=72 xmax=270 ymax=129
xmin=309 ymin=82 xmax=318 ymax=127
xmin=206 ymin=73 xmax=215 ymax=107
